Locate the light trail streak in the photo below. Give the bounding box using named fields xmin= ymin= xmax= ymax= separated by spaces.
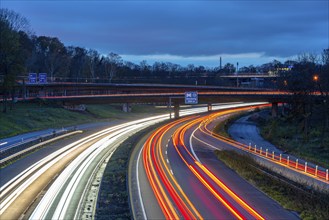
xmin=156 ymin=122 xmax=203 ymax=219
xmin=143 ymin=132 xmax=179 ymax=219
xmin=140 ymin=102 xmax=269 ymax=219
xmin=189 ymin=165 xmax=245 ymax=220
xmin=52 ymin=126 xmax=140 ymax=219
xmin=171 ymin=114 xmax=264 ymax=219
xmin=143 ymin=117 xmax=201 ymax=219
xmin=195 ymin=161 xmax=265 ymax=220
xmin=31 ymin=117 xmax=172 ymax=219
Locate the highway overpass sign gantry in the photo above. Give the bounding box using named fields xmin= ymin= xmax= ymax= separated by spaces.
xmin=185 ymin=91 xmax=198 ymax=104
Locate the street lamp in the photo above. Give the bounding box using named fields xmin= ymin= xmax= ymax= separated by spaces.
xmin=236 ymin=62 xmax=239 ymax=87
xmin=313 ymin=75 xmax=319 ymax=82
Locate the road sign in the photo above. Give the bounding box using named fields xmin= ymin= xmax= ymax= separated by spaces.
xmin=185 ymin=91 xmax=198 ymax=104
xmin=28 ymin=73 xmax=37 ymax=84
xmin=39 ymin=73 xmax=47 ymax=84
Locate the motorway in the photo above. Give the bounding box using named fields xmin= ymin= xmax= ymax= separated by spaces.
xmin=2 ymin=102 xmax=326 ymax=219
xmin=1 ymin=102 xmax=264 ymax=219
xmin=134 ymin=105 xmax=328 ymax=219
xmin=0 ymin=115 xmax=170 ymax=219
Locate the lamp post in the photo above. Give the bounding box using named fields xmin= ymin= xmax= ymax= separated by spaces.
xmin=313 ymin=75 xmax=319 ymax=82
xmin=236 ymin=62 xmax=239 ymax=87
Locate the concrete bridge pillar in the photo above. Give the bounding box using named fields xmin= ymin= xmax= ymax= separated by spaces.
xmin=174 ymin=102 xmax=180 ymax=119
xmin=123 ymin=103 xmax=131 ymax=112
xmin=207 ymin=103 xmax=212 ymax=112
xmin=271 ymin=102 xmax=278 ymax=117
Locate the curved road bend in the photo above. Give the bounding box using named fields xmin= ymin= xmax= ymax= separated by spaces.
xmin=30 ymin=117 xmax=166 ymax=219
xmin=1 ymin=116 xmax=165 ymax=220
xmin=135 ymin=106 xmax=301 ymax=219
xmin=0 ymin=122 xmax=126 ymax=220
xmin=1 ymin=103 xmax=255 ymax=219
xmin=188 ymin=117 xmax=299 ymax=219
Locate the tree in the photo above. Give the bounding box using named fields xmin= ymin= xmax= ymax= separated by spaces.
xmin=279 ymin=53 xmax=321 ymax=140
xmin=223 ymin=63 xmax=236 ymax=74
xmin=87 ymin=49 xmax=100 ymax=82
xmin=140 ymin=60 xmax=151 ymax=77
xmin=34 ymin=36 xmax=67 ymax=81
xmin=0 ymin=9 xmax=30 ymax=112
xmin=67 ymin=46 xmax=88 ymax=82
xmin=319 ymin=49 xmax=329 ymax=135
xmin=107 ymin=52 xmax=122 ymax=82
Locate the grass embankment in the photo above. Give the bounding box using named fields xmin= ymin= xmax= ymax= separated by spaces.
xmin=215 ymin=150 xmax=329 ymax=220
xmin=0 ymin=102 xmax=167 ymax=139
xmin=95 ymin=122 xmax=165 ymax=219
xmin=258 ymin=113 xmax=329 ymax=168
xmin=96 ymin=138 xmax=132 ymax=220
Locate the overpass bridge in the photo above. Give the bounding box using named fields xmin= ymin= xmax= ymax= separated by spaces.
xmin=21 ymin=91 xmax=323 ymax=119
xmin=3 ymin=83 xmax=325 ymax=118
xmin=14 ymin=82 xmax=268 ymax=98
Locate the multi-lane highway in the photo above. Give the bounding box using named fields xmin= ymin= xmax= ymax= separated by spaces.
xmin=1 ymin=103 xmax=261 ymax=219
xmin=0 ymin=114 xmax=170 ymax=219
xmin=134 ymin=104 xmax=328 ymax=219
xmin=2 ymin=101 xmax=326 ymax=219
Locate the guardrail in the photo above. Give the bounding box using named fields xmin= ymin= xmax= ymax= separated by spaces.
xmin=212 ymin=132 xmax=329 ymax=183
xmin=0 ymin=130 xmax=83 ymax=167
xmin=248 ymin=144 xmax=328 ymax=182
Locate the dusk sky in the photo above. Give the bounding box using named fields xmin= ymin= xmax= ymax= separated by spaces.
xmin=2 ymin=0 xmax=328 ymax=67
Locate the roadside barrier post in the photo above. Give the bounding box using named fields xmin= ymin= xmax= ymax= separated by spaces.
xmin=305 ymin=162 xmax=307 ymax=173
xmin=266 ymin=149 xmax=268 ymax=157
xmin=287 ymin=156 xmax=289 ymax=166
xmin=326 ymin=169 xmax=328 ymax=181
xmin=249 ymin=143 xmax=251 ymax=150
xmin=272 ymin=151 xmax=274 ymax=160
xmin=254 ymin=145 xmax=257 ymax=153
xmin=296 ymin=159 xmax=298 ymax=169
xmin=280 ymin=154 xmax=282 ymax=162
xmin=315 ymin=165 xmax=318 ymax=177
xmin=260 ymin=147 xmax=262 ymax=155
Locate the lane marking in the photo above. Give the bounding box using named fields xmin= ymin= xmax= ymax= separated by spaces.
xmin=136 ymin=143 xmax=147 ymax=220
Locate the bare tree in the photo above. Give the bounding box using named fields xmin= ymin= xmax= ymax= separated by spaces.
xmin=107 ymin=52 xmax=122 ymax=82
xmin=87 ymin=49 xmax=100 ymax=82
xmin=0 ymin=9 xmax=31 ymax=112
xmin=0 ymin=8 xmax=31 ymax=34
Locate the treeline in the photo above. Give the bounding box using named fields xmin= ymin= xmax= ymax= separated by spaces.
xmin=4 ymin=8 xmax=327 ymax=84
xmin=1 ymin=9 xmax=328 ymax=109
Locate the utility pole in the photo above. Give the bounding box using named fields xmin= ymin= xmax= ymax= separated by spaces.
xmin=220 ymin=57 xmax=222 ymax=70
xmin=236 ymin=62 xmax=239 ymax=87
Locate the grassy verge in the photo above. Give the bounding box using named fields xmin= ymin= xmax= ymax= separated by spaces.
xmin=95 ymin=121 xmax=166 ymax=219
xmin=258 ymin=115 xmax=329 ymax=168
xmin=0 ymin=102 xmax=167 ymax=139
xmin=214 ymin=150 xmax=329 ymax=220
xmin=96 ymin=138 xmax=131 ymax=220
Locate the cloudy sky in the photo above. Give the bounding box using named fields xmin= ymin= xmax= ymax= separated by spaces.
xmin=2 ymin=0 xmax=328 ymax=67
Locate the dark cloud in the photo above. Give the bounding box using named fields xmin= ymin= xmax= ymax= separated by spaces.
xmin=2 ymin=0 xmax=328 ymax=63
